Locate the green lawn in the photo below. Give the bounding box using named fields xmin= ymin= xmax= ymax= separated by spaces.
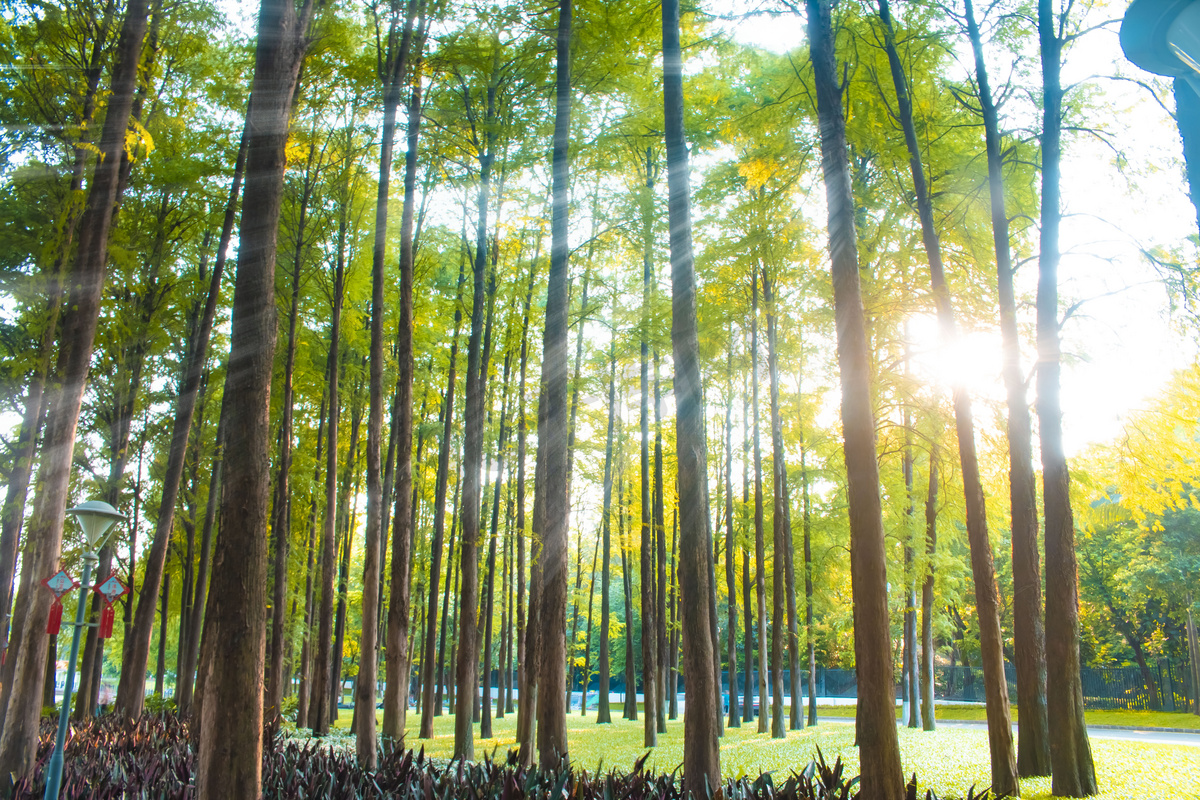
xmin=817 ymin=704 xmax=1200 ymax=729
xmin=322 ymin=705 xmax=1200 ymax=799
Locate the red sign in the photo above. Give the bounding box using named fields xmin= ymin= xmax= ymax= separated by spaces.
xmin=93 ymin=573 xmax=128 ymax=640
xmin=42 ymin=570 xmax=77 ymax=635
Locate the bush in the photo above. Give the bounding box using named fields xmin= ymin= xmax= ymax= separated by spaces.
xmin=6 ymin=713 xmax=991 ymax=800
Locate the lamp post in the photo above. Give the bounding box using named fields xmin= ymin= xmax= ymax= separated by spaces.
xmin=43 ymin=500 xmax=126 ymax=800
xmin=1121 ymin=0 xmax=1200 ymax=232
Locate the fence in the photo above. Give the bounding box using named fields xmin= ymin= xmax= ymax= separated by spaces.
xmin=564 ymin=659 xmax=1198 ymax=712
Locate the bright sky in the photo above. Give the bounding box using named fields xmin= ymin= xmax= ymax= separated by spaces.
xmin=730 ymin=2 xmax=1200 ymax=456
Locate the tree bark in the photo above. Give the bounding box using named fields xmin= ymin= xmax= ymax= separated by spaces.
xmin=663 ymin=0 xmax=720 ymax=791
xmin=179 ymin=404 xmax=227 ymax=716
xmin=959 ymin=0 xmax=1051 ymax=775
xmin=194 ymin=3 xmax=316 ymax=796
xmin=1038 ymin=0 xmax=1097 ymax=793
xmin=875 ymin=4 xmax=1017 ymax=790
xmin=419 ymin=261 xmax=466 ymax=737
xmin=750 ymin=270 xmax=769 ymax=735
xmin=310 ymin=206 xmax=348 ymax=738
xmin=0 ymin=0 xmax=149 ymax=781
xmin=597 ymin=333 xmax=617 ymax=724
xmin=725 ymin=338 xmax=739 ymax=729
xmin=534 ymin=0 xmax=572 ymax=769
xmin=379 ymin=0 xmax=424 ymax=753
xmin=921 ymin=449 xmax=938 ymax=731
xmin=804 ymin=0 xmax=903 ymax=795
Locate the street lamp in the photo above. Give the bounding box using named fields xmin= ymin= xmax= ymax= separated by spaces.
xmin=1121 ymin=0 xmax=1200 ymax=232
xmin=43 ymin=500 xmax=125 ymax=800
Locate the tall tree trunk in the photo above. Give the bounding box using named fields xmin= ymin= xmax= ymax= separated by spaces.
xmin=725 ymin=337 xmax=739 ymax=729
xmin=436 ymin=478 xmax=461 ymax=716
xmin=876 ymin=4 xmax=1017 ymax=790
xmin=922 ymin=448 xmax=939 ymax=731
xmin=379 ymin=1 xmax=424 ymax=753
xmin=454 ymin=53 xmax=498 ymax=761
xmin=265 ymin=177 xmax=306 ymax=722
xmin=804 ymin=0 xmax=903 ymax=795
xmin=1038 ymin=0 xmax=1097 ymax=793
xmin=293 ymin=395 xmax=325 ymax=728
xmin=481 ymin=346 xmax=514 ymax=739
xmin=653 ymin=353 xmax=668 ymax=734
xmin=513 ymin=254 xmax=537 ymax=737
xmin=580 ymin=539 xmax=599 ymax=715
xmin=750 ymin=271 xmax=769 ymax=734
xmin=178 ymin=404 xmax=227 ymax=715
xmin=154 ymin=572 xmax=170 ymax=697
xmin=764 ymin=271 xmax=787 ymax=740
xmin=534 ymin=0 xmax=572 ymax=769
xmin=637 ymin=144 xmax=659 ymax=740
xmin=194 ymin=2 xmax=317 ymax=796
xmin=0 ymin=0 xmax=118 ymax=680
xmin=310 ymin=222 xmax=348 ymax=737
xmin=620 ymin=477 xmax=638 ymax=721
xmin=597 ymin=332 xmax=617 ymax=724
xmin=663 ymin=0 xmax=720 ymax=789
xmin=332 ymin=390 xmax=364 ymax=722
xmin=419 ymin=261 xmax=466 ymax=738
xmin=668 ymin=510 xmax=679 ymax=720
xmin=799 ymin=379 xmax=817 ymax=728
xmin=960 ymin=0 xmax=1051 ymax=775
xmin=0 ymin=0 xmax=149 ymax=780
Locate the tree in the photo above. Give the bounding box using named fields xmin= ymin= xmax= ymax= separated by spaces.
xmin=534 ymin=0 xmax=572 ymax=768
xmin=802 ymin=0 xmax=903 ymax=796
xmin=874 ymin=2 xmax=1016 ymax=792
xmin=959 ymin=0 xmax=1050 ymax=774
xmin=193 ymin=1 xmax=321 ymax=796
xmin=663 ymin=0 xmax=720 ymax=793
xmin=0 ymin=0 xmax=149 ymax=780
xmin=1038 ymin=0 xmax=1097 ymax=793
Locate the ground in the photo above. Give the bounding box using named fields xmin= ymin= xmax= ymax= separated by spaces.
xmin=318 ymin=705 xmax=1200 ymax=799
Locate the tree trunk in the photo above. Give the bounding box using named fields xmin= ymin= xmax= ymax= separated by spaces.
xmin=597 ymin=334 xmax=617 ymax=724
xmin=637 ymin=144 xmax=659 ymax=740
xmin=265 ymin=171 xmax=306 ymax=721
xmin=663 ymin=0 xmax=720 ymax=790
xmin=481 ymin=347 xmax=515 ymax=739
xmin=876 ymin=4 xmax=1017 ymax=789
xmin=668 ymin=511 xmax=679 ymax=720
xmin=513 ymin=255 xmax=536 ymax=736
xmin=178 ymin=404 xmax=227 ymax=716
xmin=332 ymin=392 xmax=364 ymax=723
xmin=653 ymin=353 xmax=668 ymax=734
xmin=620 ymin=477 xmax=638 ymax=721
xmin=454 ymin=54 xmax=498 ymax=760
xmin=958 ymin=0 xmax=1051 ymax=776
xmin=310 ymin=217 xmax=348 ymax=737
xmin=922 ymin=449 xmax=938 ymax=731
xmin=534 ymin=0 xmax=572 ymax=769
xmin=378 ymin=1 xmax=424 ymax=754
xmin=0 ymin=0 xmax=149 ymax=781
xmin=804 ymin=0 xmax=903 ymax=795
xmin=1038 ymin=0 xmax=1097 ymax=793
xmin=750 ymin=270 xmax=769 ymax=735
xmin=580 ymin=539 xmax=599 ymax=715
xmin=436 ymin=478 xmax=461 ymax=717
xmin=725 ymin=339 xmax=739 ymax=729
xmin=154 ymin=572 xmax=170 ymax=698
xmin=420 ymin=261 xmax=466 ymax=738
xmin=194 ymin=3 xmax=316 ymax=796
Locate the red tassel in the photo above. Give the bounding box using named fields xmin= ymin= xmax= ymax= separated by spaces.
xmin=99 ymin=604 xmax=114 ymax=639
xmin=46 ymin=599 xmax=63 ymax=635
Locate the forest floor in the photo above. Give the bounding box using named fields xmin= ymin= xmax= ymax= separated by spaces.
xmin=322 ymin=705 xmax=1200 ymax=799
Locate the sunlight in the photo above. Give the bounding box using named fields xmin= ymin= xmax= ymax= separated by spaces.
xmin=906 ymin=314 xmax=1004 ymax=403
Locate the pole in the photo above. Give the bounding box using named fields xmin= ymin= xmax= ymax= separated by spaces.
xmin=43 ymin=552 xmax=94 ymax=800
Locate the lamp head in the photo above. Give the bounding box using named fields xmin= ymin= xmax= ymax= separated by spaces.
xmin=66 ymin=500 xmax=126 ymax=551
xmin=1122 ymin=0 xmax=1200 ymax=77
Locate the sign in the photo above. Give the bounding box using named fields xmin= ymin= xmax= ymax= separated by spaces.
xmin=41 ymin=570 xmax=77 ymax=635
xmin=92 ymin=573 xmax=128 ymax=640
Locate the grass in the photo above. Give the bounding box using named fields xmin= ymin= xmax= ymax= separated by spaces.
xmin=818 ymin=704 xmax=1200 ymax=729
xmin=325 ymin=704 xmax=1200 ymax=800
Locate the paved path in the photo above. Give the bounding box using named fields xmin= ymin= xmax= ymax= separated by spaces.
xmin=887 ymin=719 xmax=1200 ymax=747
